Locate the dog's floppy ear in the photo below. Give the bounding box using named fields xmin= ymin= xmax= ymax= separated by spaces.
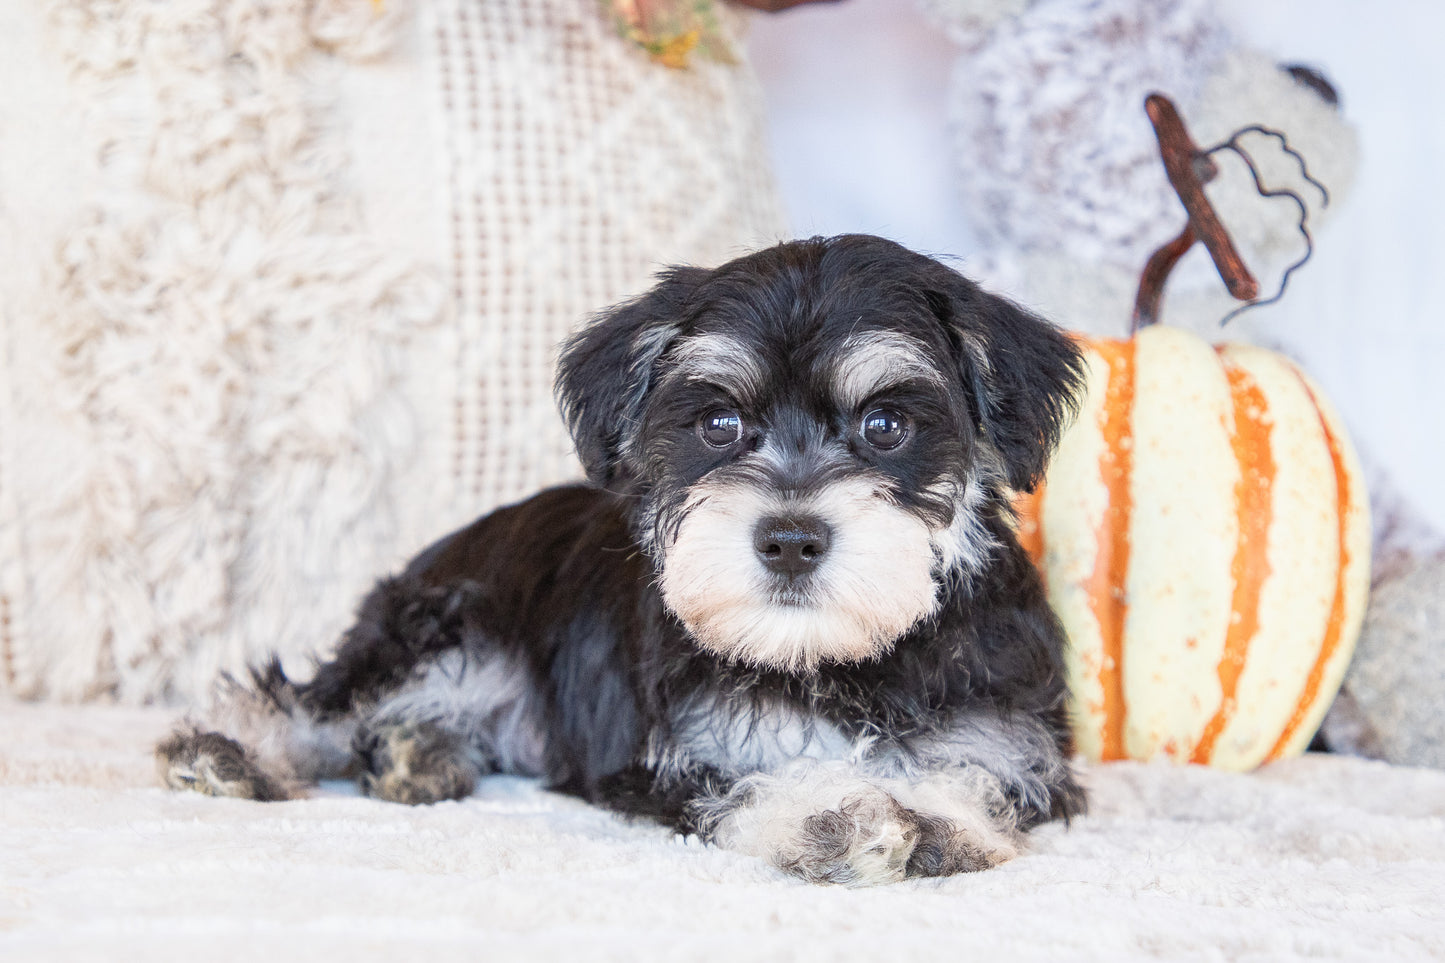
xmin=556 ymin=267 xmax=707 ymax=487
xmin=924 ymin=266 xmax=1085 ymax=494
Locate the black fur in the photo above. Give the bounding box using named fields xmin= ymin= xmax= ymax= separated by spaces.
xmin=159 ymin=235 xmax=1088 ymax=883
xmin=556 ymin=234 xmax=1081 ymax=496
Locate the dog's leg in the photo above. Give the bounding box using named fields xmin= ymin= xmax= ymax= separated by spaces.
xmin=874 ymin=708 xmax=1087 ymax=828
xmin=155 ymin=661 xmax=355 ymax=801
xmin=156 ymin=575 xmax=503 ymax=802
xmin=687 ymin=762 xmax=1019 ymax=886
xmin=352 ymin=647 xmax=547 ymax=805
xmin=758 ymin=707 xmax=1082 ymax=880
xmin=674 ymin=708 xmax=1074 ymax=884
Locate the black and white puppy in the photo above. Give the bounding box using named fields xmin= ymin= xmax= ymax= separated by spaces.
xmin=159 ymin=234 xmax=1087 ymax=885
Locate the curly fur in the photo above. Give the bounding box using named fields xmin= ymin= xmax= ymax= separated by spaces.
xmin=159 ymin=235 xmax=1087 ymax=885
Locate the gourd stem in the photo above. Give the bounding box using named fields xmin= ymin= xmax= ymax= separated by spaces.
xmin=1132 ymin=93 xmax=1260 ymax=330
xmin=1131 ymin=224 xmax=1196 ymax=334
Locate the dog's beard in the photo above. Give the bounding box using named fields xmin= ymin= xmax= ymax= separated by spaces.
xmin=657 ymin=477 xmax=943 ymax=672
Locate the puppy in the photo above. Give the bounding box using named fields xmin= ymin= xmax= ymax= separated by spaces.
xmin=158 ymin=234 xmax=1087 ymax=885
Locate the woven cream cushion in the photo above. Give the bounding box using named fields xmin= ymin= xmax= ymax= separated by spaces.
xmin=0 ymin=0 xmax=786 ymax=703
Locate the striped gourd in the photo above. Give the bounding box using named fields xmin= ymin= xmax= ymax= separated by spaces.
xmin=1017 ymin=325 xmax=1371 ymax=770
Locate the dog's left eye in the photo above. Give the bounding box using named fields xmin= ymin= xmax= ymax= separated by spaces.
xmin=698 ymin=408 xmax=743 ymax=448
xmin=861 ymin=408 xmax=910 ymax=450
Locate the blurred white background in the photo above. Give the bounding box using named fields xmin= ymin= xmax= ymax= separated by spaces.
xmin=748 ymin=0 xmax=1445 ymax=531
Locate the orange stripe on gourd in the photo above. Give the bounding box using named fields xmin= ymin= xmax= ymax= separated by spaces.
xmin=1191 ymin=362 xmax=1275 ymax=764
xmin=1088 ymin=340 xmax=1135 ymax=762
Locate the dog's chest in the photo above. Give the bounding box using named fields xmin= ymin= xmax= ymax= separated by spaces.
xmin=656 ymin=693 xmax=856 ymax=776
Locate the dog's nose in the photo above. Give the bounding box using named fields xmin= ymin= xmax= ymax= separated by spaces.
xmin=753 ymin=516 xmax=832 ymax=576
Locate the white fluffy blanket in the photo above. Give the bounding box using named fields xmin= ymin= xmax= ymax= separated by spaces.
xmin=4 ymin=700 xmax=1443 ymax=961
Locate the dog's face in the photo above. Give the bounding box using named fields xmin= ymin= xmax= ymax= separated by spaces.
xmin=557 ymin=236 xmax=1082 ymax=672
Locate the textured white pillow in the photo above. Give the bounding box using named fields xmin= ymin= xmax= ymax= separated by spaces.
xmin=0 ymin=0 xmax=786 ymax=703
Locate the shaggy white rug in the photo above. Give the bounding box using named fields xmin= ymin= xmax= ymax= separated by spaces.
xmin=3 ymin=700 xmax=1443 ymax=961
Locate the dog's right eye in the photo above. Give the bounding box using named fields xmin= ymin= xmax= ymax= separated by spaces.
xmin=698 ymin=409 xmax=743 ymax=448
xmin=861 ymin=408 xmax=910 ymax=450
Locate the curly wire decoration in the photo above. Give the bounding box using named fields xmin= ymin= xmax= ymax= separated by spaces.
xmin=1202 ymin=125 xmax=1330 ymax=326
xmin=1207 ymin=124 xmax=1332 ymax=208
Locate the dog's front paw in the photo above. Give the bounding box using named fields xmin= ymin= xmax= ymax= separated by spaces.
xmin=156 ymin=728 xmax=289 ymax=801
xmin=769 ymin=792 xmax=1014 ymax=884
xmin=770 ymin=789 xmax=922 ymax=886
xmin=707 ymin=766 xmax=1022 ymax=885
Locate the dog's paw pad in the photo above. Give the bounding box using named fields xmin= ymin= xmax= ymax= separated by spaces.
xmin=355 ymin=722 xmax=479 ymax=805
xmin=156 ymin=729 xmax=288 ymax=801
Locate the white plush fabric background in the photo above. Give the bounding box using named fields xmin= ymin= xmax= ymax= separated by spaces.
xmin=0 ymin=0 xmax=786 ymax=704
xmin=3 ymin=699 xmax=1444 ymax=961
